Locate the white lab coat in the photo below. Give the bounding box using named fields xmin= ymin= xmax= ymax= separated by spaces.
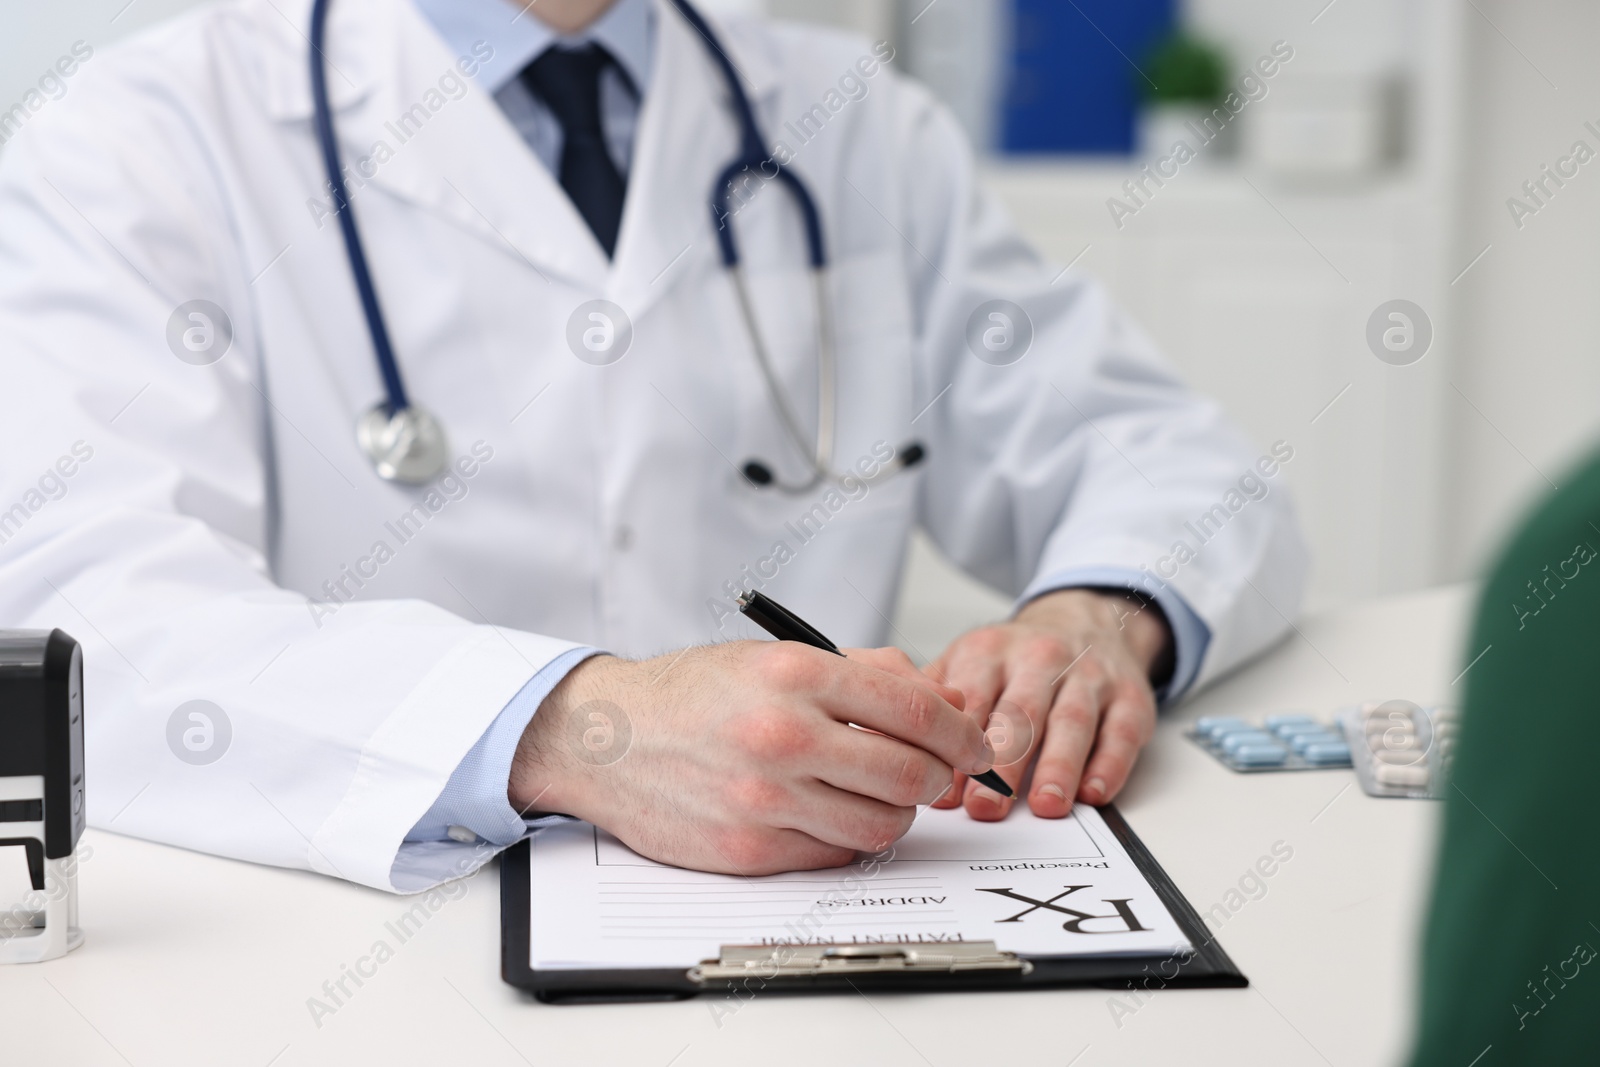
xmin=0 ymin=0 xmax=1306 ymax=892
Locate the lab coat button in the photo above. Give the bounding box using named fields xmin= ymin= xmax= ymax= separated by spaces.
xmin=613 ymin=525 xmax=634 ymax=551
xmin=446 ymin=825 xmax=477 ymax=843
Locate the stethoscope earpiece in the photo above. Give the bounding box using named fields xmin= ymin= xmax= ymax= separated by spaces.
xmin=741 ymin=440 xmax=926 ymax=492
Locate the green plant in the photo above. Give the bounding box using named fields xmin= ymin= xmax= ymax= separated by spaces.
xmin=1140 ymin=31 xmax=1228 ymax=104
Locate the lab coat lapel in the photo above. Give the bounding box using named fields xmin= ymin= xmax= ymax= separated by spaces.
xmin=606 ymin=0 xmax=783 ymax=320
xmin=262 ymin=0 xmax=611 ymax=292
xmin=259 ymin=0 xmax=786 ymax=302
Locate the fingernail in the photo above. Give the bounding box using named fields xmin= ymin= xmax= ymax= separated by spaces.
xmin=1037 ymin=784 xmax=1067 ymax=804
xmin=1085 ymin=777 xmax=1107 ymax=802
xmin=970 ymin=789 xmax=1004 ymax=810
xmin=978 ymin=740 xmax=996 ymax=769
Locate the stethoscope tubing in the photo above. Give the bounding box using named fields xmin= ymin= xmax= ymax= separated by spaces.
xmin=667 ymin=0 xmax=827 ymax=273
xmin=309 ymin=0 xmax=411 ymax=416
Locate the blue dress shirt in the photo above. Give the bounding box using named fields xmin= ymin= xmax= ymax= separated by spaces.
xmin=412 ymin=0 xmax=654 ymax=176
xmin=404 ymin=0 xmax=1212 ymax=853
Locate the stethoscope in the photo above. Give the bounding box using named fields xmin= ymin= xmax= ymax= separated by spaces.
xmin=309 ymin=0 xmax=923 ymax=490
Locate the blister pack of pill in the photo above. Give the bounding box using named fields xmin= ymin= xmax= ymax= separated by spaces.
xmin=1338 ymin=700 xmax=1456 ymax=799
xmin=1187 ymin=714 xmax=1353 ymax=773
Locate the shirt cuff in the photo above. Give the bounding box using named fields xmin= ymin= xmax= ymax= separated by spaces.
xmin=404 ymin=646 xmax=601 ymax=847
xmin=1018 ymin=566 xmax=1211 ymax=704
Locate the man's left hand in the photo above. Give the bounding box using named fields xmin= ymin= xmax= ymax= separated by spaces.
xmin=927 ymin=588 xmax=1173 ymax=819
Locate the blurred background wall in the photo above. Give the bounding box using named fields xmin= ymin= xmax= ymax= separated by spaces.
xmin=3 ymin=0 xmax=1595 ymax=663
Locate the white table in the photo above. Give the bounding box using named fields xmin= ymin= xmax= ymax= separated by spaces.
xmin=0 ymin=585 xmax=1473 ymax=1067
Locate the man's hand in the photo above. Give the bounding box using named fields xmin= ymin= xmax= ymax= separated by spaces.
xmin=509 ymin=643 xmax=994 ymax=875
xmin=928 ymin=588 xmax=1173 ymax=820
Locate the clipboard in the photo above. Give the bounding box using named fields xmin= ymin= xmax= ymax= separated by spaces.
xmin=500 ymin=804 xmax=1246 ymax=1003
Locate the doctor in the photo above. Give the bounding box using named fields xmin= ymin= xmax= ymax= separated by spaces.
xmin=0 ymin=0 xmax=1305 ymax=892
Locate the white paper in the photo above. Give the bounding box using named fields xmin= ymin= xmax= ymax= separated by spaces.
xmin=528 ymin=805 xmax=1193 ymax=969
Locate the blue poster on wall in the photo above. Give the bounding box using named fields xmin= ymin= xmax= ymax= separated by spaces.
xmin=1001 ymin=0 xmax=1176 ymax=154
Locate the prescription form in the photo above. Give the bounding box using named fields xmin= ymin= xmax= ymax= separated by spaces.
xmin=527 ymin=806 xmax=1194 ymax=969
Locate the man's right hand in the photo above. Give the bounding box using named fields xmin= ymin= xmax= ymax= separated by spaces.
xmin=508 ymin=642 xmax=995 ymax=874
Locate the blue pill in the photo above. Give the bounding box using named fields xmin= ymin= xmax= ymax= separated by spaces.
xmin=1265 ymin=713 xmax=1316 ymax=729
xmin=1230 ymin=743 xmax=1289 ymax=767
xmin=1196 ymin=716 xmax=1249 ymax=739
xmin=1274 ymin=721 xmax=1334 ymax=739
xmin=1289 ymin=731 xmax=1343 ymax=754
xmin=1301 ymin=741 xmax=1352 ymax=765
xmin=1220 ymin=731 xmax=1277 ymax=754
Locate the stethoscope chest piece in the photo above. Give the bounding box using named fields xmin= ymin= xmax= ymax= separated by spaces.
xmin=356 ymin=403 xmax=449 ymax=485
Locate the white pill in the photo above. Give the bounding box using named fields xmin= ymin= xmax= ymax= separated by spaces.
xmin=1375 ymin=764 xmax=1430 ymax=787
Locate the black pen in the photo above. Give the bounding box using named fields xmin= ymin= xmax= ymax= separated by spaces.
xmin=735 ymin=589 xmax=1015 ymax=799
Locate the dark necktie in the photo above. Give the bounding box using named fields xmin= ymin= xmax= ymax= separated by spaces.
xmin=521 ymin=44 xmax=628 ymax=258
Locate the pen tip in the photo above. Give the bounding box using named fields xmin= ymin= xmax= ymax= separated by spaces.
xmin=973 ymin=769 xmax=1015 ymax=799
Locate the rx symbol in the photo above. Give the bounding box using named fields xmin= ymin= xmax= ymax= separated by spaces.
xmin=976 ymin=886 xmax=1151 ymax=934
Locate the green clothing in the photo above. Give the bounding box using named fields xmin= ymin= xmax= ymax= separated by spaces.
xmin=1410 ymin=449 xmax=1600 ymax=1065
